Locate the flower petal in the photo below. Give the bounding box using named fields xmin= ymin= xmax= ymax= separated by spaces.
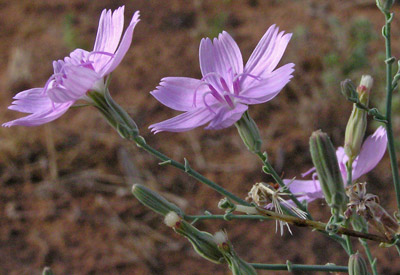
xmin=93 ymin=7 xmax=125 ymax=55
xmin=149 ymin=107 xmax=214 ymax=133
xmin=199 ymin=31 xmax=243 ymax=89
xmin=336 ymin=146 xmax=349 ymax=183
xmin=3 ymin=91 xmax=73 ymax=127
xmin=243 ymin=25 xmax=292 ymax=87
xmin=99 ymin=11 xmax=140 ymax=76
xmin=284 ymin=179 xmax=323 ymax=203
xmin=150 ymin=77 xmax=212 ymax=111
xmin=239 ymin=63 xmax=294 ymax=104
xmin=7 ymin=88 xmax=49 ymax=113
xmin=352 ymin=126 xmax=387 ymax=180
xmin=205 ymin=103 xmax=248 ymax=130
xmin=48 ymin=65 xmax=100 ymax=103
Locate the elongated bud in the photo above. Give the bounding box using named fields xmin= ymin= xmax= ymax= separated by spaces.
xmin=132 ymin=184 xmax=184 ymax=216
xmin=344 ymin=75 xmax=373 ymax=162
xmin=310 ymin=131 xmax=347 ymax=213
xmin=348 ymin=252 xmax=368 ymax=275
xmin=341 ymin=79 xmax=357 ymax=100
xmin=235 ymin=111 xmax=262 ymax=154
xmin=42 ymin=267 xmax=55 ymax=275
xmin=376 ymin=0 xmax=395 ymax=12
xmin=166 ymin=213 xmax=224 ymax=264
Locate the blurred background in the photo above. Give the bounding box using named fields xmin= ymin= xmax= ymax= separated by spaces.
xmin=1 ymin=0 xmax=400 ymax=274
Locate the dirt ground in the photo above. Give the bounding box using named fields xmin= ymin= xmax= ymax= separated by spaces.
xmin=1 ymin=0 xmax=400 ymax=274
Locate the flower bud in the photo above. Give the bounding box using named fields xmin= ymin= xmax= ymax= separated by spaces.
xmin=348 ymin=252 xmax=368 ymax=275
xmin=310 ymin=130 xmax=347 ymax=213
xmin=172 ymin=218 xmax=225 ymax=264
xmin=344 ymin=75 xmax=373 ymax=162
xmin=376 ymin=0 xmax=395 ymax=12
xmin=341 ymin=79 xmax=357 ymax=100
xmin=132 ymin=184 xmax=184 ymax=217
xmin=235 ymin=111 xmax=262 ymax=154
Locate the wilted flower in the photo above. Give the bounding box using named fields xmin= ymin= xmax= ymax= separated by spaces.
xmin=3 ymin=6 xmax=140 ymax=127
xmin=285 ymin=126 xmax=387 ymax=203
xmin=346 ymin=182 xmax=399 ymax=239
xmin=149 ymin=25 xmax=294 ymax=133
xmin=345 ymin=182 xmax=379 ymax=218
xmin=248 ymin=182 xmax=307 ymax=235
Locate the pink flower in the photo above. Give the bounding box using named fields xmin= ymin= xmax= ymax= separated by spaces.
xmin=285 ymin=126 xmax=387 ymax=203
xmin=149 ymin=25 xmax=294 ymax=133
xmin=3 ymin=6 xmax=140 ymax=127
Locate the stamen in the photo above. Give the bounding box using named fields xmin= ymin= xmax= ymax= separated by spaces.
xmin=87 ymin=51 xmax=115 ymax=59
xmin=202 ymin=92 xmax=217 ymax=114
xmin=192 ymin=82 xmax=209 ymax=107
xmin=223 ymin=94 xmax=235 ymax=109
xmin=42 ymin=73 xmax=63 ymax=95
xmin=208 ymin=84 xmax=224 ymax=103
xmin=233 ymin=79 xmax=240 ymax=95
xmin=301 ymin=167 xmax=316 ymax=178
xmin=232 ymin=72 xmax=262 ymax=83
xmin=220 ymin=77 xmax=230 ymax=93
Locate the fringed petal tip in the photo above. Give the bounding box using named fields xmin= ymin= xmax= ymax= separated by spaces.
xmin=131 ymin=10 xmax=140 ymax=23
xmin=2 ymin=122 xmax=12 ymax=128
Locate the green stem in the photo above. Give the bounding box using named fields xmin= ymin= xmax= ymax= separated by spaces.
xmin=345 ymin=163 xmax=354 ymax=254
xmin=383 ymin=11 xmax=400 ymax=213
xmin=133 ymin=136 xmax=250 ymax=206
xmin=345 ymin=234 xmax=354 ymax=255
xmin=184 ymin=214 xmax=271 ymax=222
xmin=256 ymin=152 xmax=311 ymax=218
xmin=250 ymin=263 xmax=348 ymax=272
xmin=360 ymin=239 xmax=378 ymax=275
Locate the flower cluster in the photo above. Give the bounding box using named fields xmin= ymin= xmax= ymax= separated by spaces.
xmin=285 ymin=126 xmax=387 ymax=203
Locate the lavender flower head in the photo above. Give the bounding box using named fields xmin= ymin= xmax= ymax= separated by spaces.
xmin=285 ymin=126 xmax=387 ymax=203
xmin=149 ymin=25 xmax=294 ymax=133
xmin=3 ymin=6 xmax=140 ymax=127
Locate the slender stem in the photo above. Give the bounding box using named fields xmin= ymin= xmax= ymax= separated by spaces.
xmin=396 ymin=244 xmax=400 ymax=256
xmin=184 ymin=214 xmax=271 ymax=221
xmin=346 ymin=160 xmax=353 ymax=187
xmin=250 ymin=263 xmax=348 ymax=272
xmin=345 ymin=234 xmax=354 ymax=255
xmin=256 ymin=152 xmax=311 ymax=218
xmin=345 ymin=162 xmax=354 ymax=254
xmin=133 ymin=136 xmax=250 ymax=206
xmin=360 ymin=239 xmax=378 ymax=275
xmin=255 ymin=206 xmax=392 ymax=243
xmin=383 ymin=11 xmax=400 ymax=213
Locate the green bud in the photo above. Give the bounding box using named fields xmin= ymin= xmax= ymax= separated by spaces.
xmin=170 ymin=216 xmax=224 ymax=264
xmin=42 ymin=267 xmax=55 ymax=275
xmin=341 ymin=79 xmax=357 ymax=100
xmin=310 ymin=130 xmax=347 ymax=213
xmin=344 ymin=75 xmax=373 ymax=162
xmin=376 ymin=0 xmax=395 ymax=12
xmin=235 ymin=111 xmax=262 ymax=154
xmin=348 ymin=252 xmax=369 ymax=275
xmin=132 ymin=184 xmax=184 ymax=217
